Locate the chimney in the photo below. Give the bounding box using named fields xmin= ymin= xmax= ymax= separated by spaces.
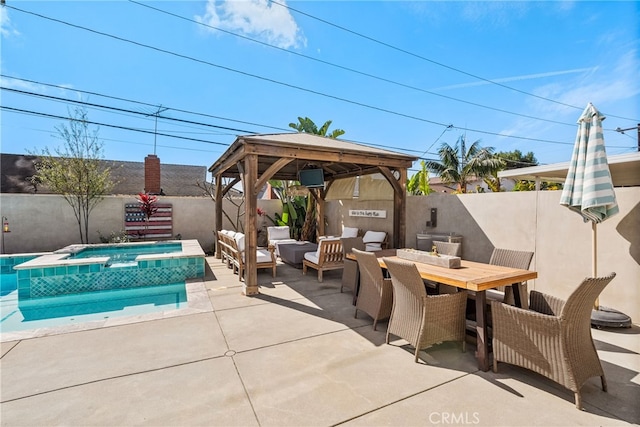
xmin=144 ymin=155 xmax=161 ymax=194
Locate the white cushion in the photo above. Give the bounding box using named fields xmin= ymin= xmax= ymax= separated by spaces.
xmin=365 ymin=243 xmax=382 ymax=252
xmin=267 ymin=226 xmax=291 ymax=241
xmin=241 ymin=249 xmax=274 ymax=264
xmin=304 ymin=251 xmax=320 ymax=264
xmin=341 ymin=227 xmax=359 ymax=238
xmin=363 ymin=231 xmax=386 ymax=244
xmin=234 ymin=233 xmax=245 ymax=252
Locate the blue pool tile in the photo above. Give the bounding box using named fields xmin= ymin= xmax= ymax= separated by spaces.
xmin=67 ymin=265 xmax=79 ymax=274
xmin=44 ymin=267 xmax=56 ymax=277
xmin=56 ymin=266 xmax=66 ymax=275
xmin=79 ymin=265 xmax=90 ymax=274
xmin=90 ymin=264 xmax=101 ymax=273
xmin=18 ymin=269 xmax=30 ymax=279
xmin=31 ymin=269 xmax=43 ymax=278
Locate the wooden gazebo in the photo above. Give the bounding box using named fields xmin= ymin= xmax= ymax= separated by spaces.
xmin=208 ymin=133 xmax=417 ymax=295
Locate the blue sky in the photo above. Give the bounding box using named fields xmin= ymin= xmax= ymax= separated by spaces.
xmin=1 ymin=1 xmax=639 ymax=175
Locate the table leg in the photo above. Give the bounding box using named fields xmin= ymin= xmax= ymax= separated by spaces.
xmin=475 ymin=290 xmax=490 ymax=371
xmin=512 ymin=283 xmax=522 ymax=308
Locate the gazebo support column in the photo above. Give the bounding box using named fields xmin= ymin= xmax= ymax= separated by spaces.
xmin=215 ymin=173 xmax=223 ymax=259
xmin=243 ymin=154 xmax=259 ymax=295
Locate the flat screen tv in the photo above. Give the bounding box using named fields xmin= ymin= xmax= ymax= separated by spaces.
xmin=298 ymin=169 xmax=325 ymax=188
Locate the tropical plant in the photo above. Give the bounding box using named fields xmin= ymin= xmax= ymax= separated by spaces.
xmin=30 ymin=107 xmax=115 ymax=243
xmin=407 ymin=160 xmax=433 ymax=195
xmin=425 ymin=135 xmax=503 ymax=194
xmin=136 ymin=192 xmax=158 ymax=238
xmin=288 ymin=117 xmax=345 ymax=139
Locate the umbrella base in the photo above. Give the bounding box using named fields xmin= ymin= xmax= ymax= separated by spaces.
xmin=591 ymin=306 xmax=632 ymax=329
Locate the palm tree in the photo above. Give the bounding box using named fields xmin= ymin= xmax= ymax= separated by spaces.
xmin=286 ymin=117 xmax=345 ymax=241
xmin=425 ymin=135 xmax=503 ymax=193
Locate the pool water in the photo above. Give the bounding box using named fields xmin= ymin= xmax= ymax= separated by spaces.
xmin=67 ymin=242 xmax=182 ymax=266
xmin=1 ymin=270 xmax=187 ymax=333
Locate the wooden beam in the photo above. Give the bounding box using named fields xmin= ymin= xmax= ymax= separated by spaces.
xmin=255 ymin=158 xmax=294 ymax=193
xmin=245 ymin=144 xmax=414 ymax=169
xmin=221 ymin=177 xmax=241 ymax=197
xmin=378 ymin=166 xmax=407 ymax=249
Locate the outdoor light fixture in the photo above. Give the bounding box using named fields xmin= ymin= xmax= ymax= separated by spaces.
xmin=2 ymin=217 xmax=9 ymax=233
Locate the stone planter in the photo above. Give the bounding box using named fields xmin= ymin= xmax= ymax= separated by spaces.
xmin=397 ymin=248 xmax=461 ymax=269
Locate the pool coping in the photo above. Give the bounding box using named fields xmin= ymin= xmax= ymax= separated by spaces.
xmin=0 ymin=278 xmax=213 ymax=343
xmin=13 ymin=240 xmax=204 ymax=270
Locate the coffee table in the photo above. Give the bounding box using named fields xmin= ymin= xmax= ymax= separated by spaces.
xmin=278 ymin=242 xmax=318 ymax=268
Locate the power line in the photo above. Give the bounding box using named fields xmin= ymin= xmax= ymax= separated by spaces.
xmin=271 ymin=0 xmax=638 ymax=123
xmin=129 ymin=0 xmax=582 ymax=129
xmin=1 ymin=74 xmax=290 ymax=134
xmin=6 ymin=5 xmax=597 ymax=148
xmin=0 ymin=106 xmax=232 ymax=147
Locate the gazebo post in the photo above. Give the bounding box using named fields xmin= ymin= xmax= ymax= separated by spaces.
xmin=243 ymin=154 xmax=259 ymax=295
xmin=214 ymin=173 xmax=223 ymax=259
xmin=395 ymin=168 xmax=407 ymax=248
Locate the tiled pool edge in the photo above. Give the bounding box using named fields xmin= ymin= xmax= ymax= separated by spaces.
xmin=13 ymin=240 xmax=205 ymax=299
xmin=0 ymin=278 xmax=213 ymax=343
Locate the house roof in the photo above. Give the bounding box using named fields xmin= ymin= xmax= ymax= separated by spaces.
xmin=208 ymin=133 xmax=417 ymax=181
xmin=1 ymin=154 xmax=208 ymax=196
xmin=498 ymin=152 xmax=640 ymax=187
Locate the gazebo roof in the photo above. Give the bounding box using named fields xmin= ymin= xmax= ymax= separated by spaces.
xmin=208 ymin=133 xmax=417 ymax=181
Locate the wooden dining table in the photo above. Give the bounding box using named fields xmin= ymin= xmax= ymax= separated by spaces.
xmin=347 ymin=249 xmax=538 ymax=371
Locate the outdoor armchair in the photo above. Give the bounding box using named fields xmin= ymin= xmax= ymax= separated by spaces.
xmin=352 ymin=248 xmax=393 ymax=330
xmin=267 ymin=226 xmax=296 ymax=256
xmin=302 ymin=238 xmax=344 ymax=282
xmin=383 ymin=257 xmax=467 ymax=363
xmin=491 ymin=273 xmax=616 ymax=410
xmin=488 ymin=248 xmax=534 ymax=307
xmin=362 ymin=231 xmax=388 ymax=252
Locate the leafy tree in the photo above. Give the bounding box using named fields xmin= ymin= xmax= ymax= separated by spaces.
xmin=425 ymin=135 xmax=503 ymax=194
xmin=31 ymin=107 xmax=114 ymax=243
xmin=407 ymin=160 xmax=433 ymax=195
xmin=513 ymin=180 xmax=562 ymax=191
xmin=281 ymin=117 xmax=345 ymax=241
xmin=496 ymin=150 xmax=538 ymax=170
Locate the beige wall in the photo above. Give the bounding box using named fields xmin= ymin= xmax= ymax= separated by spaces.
xmin=2 ymin=189 xmax=638 ymax=322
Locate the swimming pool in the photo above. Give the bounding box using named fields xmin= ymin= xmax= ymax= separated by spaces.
xmin=0 ymin=240 xmax=211 ymax=339
xmin=14 ymin=240 xmax=205 ymax=299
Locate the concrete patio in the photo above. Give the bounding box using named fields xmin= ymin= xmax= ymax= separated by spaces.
xmin=1 ymin=257 xmax=639 ymax=426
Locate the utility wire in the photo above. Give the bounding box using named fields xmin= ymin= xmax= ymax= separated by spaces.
xmin=271 ymin=0 xmax=638 ymax=123
xmin=0 ymin=74 xmax=290 ymax=134
xmin=6 ymin=5 xmax=595 ymax=148
xmin=129 ymin=0 xmax=579 ymax=129
xmin=0 ymin=106 xmax=231 ymax=147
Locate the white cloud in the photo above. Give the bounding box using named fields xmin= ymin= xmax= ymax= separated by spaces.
xmin=195 ymin=0 xmax=306 ymax=49
xmin=433 ymin=68 xmax=597 ymax=91
xmin=1 ymin=7 xmax=21 ymax=38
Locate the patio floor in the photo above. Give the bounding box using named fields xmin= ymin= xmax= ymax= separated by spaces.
xmin=1 ymin=256 xmax=639 ymax=426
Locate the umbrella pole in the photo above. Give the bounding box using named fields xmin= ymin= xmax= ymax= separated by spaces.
xmin=593 ymin=222 xmax=599 ymax=310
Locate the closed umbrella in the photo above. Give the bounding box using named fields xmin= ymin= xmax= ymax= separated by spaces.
xmin=560 ymin=103 xmax=629 ymax=327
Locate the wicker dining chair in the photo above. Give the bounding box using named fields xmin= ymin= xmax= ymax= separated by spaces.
xmin=340 ymin=237 xmax=365 ymax=295
xmin=352 ymin=249 xmax=393 ymax=330
xmin=488 ymin=248 xmax=534 ymax=307
xmin=383 ymin=257 xmax=467 ymax=362
xmin=491 ymin=273 xmax=616 ymax=410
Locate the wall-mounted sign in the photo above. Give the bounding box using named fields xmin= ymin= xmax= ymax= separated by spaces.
xmin=348 ymin=209 xmax=387 ymax=218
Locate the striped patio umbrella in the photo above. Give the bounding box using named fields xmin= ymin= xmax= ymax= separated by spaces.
xmin=560 ymin=103 xmax=619 ymax=309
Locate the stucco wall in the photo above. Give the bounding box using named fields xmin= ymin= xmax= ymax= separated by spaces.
xmin=2 ymin=188 xmax=638 ymax=322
